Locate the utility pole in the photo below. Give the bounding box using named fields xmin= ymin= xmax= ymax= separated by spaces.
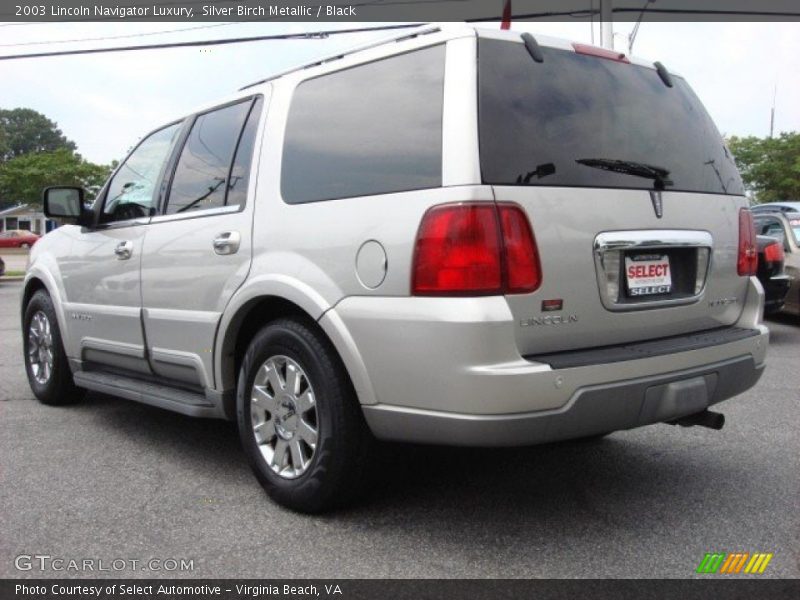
xmin=600 ymin=0 xmax=614 ymax=49
xmin=769 ymin=84 xmax=777 ymax=138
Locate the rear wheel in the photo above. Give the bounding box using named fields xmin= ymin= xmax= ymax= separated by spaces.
xmin=237 ymin=317 xmax=371 ymax=513
xmin=23 ymin=290 xmax=84 ymax=405
xmin=574 ymin=432 xmax=612 ymax=442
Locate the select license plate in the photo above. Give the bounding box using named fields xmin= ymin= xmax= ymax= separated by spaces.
xmin=625 ymin=254 xmax=672 ymax=296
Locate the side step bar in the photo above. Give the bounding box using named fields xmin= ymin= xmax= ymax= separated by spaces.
xmin=73 ymin=370 xmax=223 ymax=418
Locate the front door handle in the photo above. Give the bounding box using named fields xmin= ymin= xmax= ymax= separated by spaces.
xmin=213 ymin=231 xmax=241 ymax=255
xmin=114 ymin=240 xmax=133 ymax=260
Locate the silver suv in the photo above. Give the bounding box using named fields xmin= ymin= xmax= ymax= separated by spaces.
xmin=24 ymin=26 xmax=768 ymax=512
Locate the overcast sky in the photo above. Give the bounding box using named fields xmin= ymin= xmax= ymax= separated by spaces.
xmin=0 ymin=20 xmax=797 ymax=165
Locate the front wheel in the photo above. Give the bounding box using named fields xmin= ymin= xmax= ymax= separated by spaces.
xmin=23 ymin=290 xmax=84 ymax=405
xmin=237 ymin=317 xmax=371 ymax=513
xmin=20 ymin=243 xmax=30 ymax=249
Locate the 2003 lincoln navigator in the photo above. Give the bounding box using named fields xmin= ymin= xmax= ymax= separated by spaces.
xmin=24 ymin=25 xmax=768 ymax=512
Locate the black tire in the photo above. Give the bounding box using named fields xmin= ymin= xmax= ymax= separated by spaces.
xmin=23 ymin=290 xmax=85 ymax=405
xmin=236 ymin=317 xmax=371 ymax=513
xmin=572 ymin=432 xmax=612 ymax=442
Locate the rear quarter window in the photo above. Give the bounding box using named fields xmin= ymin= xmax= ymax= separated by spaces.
xmin=281 ymin=44 xmax=445 ymax=204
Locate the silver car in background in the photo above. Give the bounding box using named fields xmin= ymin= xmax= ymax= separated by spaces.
xmin=23 ymin=25 xmax=768 ymax=512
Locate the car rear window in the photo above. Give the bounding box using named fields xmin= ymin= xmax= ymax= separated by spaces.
xmin=790 ymin=218 xmax=800 ymax=243
xmin=478 ymin=39 xmax=744 ymax=196
xmin=281 ymin=45 xmax=445 ymax=204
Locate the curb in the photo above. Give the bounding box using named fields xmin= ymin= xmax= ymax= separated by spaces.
xmin=0 ymin=276 xmax=25 ymax=282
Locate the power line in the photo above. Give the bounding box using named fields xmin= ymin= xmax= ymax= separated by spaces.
xmin=2 ymin=6 xmax=799 ymax=60
xmin=465 ymin=7 xmax=800 ymax=22
xmin=0 ymin=23 xmax=422 ymax=61
xmin=0 ymin=22 xmax=242 ymax=47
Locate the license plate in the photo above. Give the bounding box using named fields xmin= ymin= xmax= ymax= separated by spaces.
xmin=625 ymin=254 xmax=672 ymax=296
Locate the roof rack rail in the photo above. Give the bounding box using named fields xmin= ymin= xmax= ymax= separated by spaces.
xmin=239 ymin=24 xmax=440 ymax=91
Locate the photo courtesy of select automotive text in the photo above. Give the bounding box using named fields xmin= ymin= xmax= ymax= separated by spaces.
xmin=0 ymin=0 xmax=799 ymax=598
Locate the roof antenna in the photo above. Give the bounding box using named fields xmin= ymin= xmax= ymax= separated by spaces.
xmin=501 ymin=0 xmax=512 ymax=30
xmin=628 ymin=0 xmax=656 ymax=54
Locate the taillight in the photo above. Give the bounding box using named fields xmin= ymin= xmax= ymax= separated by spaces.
xmin=737 ymin=208 xmax=758 ymax=276
xmin=498 ymin=203 xmax=542 ymax=293
xmin=412 ymin=202 xmax=541 ymax=296
xmin=763 ymin=240 xmax=784 ymax=264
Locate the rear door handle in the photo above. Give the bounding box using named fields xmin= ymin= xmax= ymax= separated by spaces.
xmin=114 ymin=240 xmax=133 ymax=260
xmin=213 ymin=231 xmax=241 ymax=255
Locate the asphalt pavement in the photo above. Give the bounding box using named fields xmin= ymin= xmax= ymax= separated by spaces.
xmin=0 ymin=279 xmax=798 ymax=579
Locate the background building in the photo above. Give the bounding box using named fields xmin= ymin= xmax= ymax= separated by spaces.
xmin=0 ymin=204 xmax=58 ymax=234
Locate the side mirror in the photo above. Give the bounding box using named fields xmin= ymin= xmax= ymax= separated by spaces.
xmin=43 ymin=186 xmax=90 ymax=225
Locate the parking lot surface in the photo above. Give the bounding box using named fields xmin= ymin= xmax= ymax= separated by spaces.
xmin=0 ymin=279 xmax=798 ymax=578
xmin=0 ymin=249 xmax=27 ymax=274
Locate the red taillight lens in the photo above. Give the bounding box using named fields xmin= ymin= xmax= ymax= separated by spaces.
xmin=412 ymin=202 xmax=541 ymax=296
xmin=763 ymin=240 xmax=784 ymax=264
xmin=412 ymin=204 xmax=502 ymax=295
xmin=498 ymin=203 xmax=542 ymax=293
xmin=737 ymin=208 xmax=758 ymax=276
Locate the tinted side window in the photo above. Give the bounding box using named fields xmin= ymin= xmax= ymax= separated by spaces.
xmin=226 ymin=97 xmax=263 ymax=209
xmin=103 ymin=122 xmax=182 ymax=223
xmin=166 ymin=100 xmax=252 ymax=215
xmin=282 ymin=45 xmax=445 ymax=204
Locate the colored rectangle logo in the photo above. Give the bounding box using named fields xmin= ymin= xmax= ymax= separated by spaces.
xmin=697 ymin=552 xmax=773 ymax=574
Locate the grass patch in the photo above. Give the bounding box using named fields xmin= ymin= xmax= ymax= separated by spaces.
xmin=2 ymin=270 xmax=25 ymax=277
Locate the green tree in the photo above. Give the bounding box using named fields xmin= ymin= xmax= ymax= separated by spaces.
xmin=0 ymin=149 xmax=111 ymax=209
xmin=727 ymin=133 xmax=800 ymax=203
xmin=0 ymin=108 xmax=76 ymax=162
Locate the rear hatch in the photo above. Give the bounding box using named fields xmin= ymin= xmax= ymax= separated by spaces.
xmin=477 ymin=34 xmax=750 ymax=356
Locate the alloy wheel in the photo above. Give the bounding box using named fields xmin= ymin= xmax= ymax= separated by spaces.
xmin=28 ymin=311 xmax=54 ymax=385
xmin=251 ymin=355 xmax=319 ymax=479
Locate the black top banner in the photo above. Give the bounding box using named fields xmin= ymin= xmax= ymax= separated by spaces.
xmin=1 ymin=0 xmax=800 ymax=22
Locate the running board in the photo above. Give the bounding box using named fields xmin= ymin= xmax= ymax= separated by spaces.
xmin=73 ymin=370 xmax=222 ymax=418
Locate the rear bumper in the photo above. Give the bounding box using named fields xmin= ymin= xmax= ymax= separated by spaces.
xmin=362 ymin=355 xmax=764 ymax=446
xmin=320 ymin=277 xmax=768 ymax=446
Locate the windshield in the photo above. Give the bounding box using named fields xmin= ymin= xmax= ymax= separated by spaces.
xmin=478 ymin=39 xmax=744 ymax=196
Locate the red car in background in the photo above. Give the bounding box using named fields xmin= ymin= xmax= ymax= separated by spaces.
xmin=0 ymin=230 xmax=40 ymax=248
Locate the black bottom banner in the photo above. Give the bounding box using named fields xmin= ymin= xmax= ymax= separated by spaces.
xmin=2 ymin=579 xmax=800 ymax=600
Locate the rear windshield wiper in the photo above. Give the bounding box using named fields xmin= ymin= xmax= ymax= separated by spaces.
xmin=516 ymin=162 xmax=556 ymax=184
xmin=576 ymin=158 xmax=673 ymax=189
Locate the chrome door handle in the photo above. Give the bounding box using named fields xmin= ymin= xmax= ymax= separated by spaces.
xmin=213 ymin=231 xmax=241 ymax=255
xmin=114 ymin=240 xmax=133 ymax=260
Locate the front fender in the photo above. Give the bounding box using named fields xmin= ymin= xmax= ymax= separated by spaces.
xmin=23 ymin=262 xmax=72 ymax=356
